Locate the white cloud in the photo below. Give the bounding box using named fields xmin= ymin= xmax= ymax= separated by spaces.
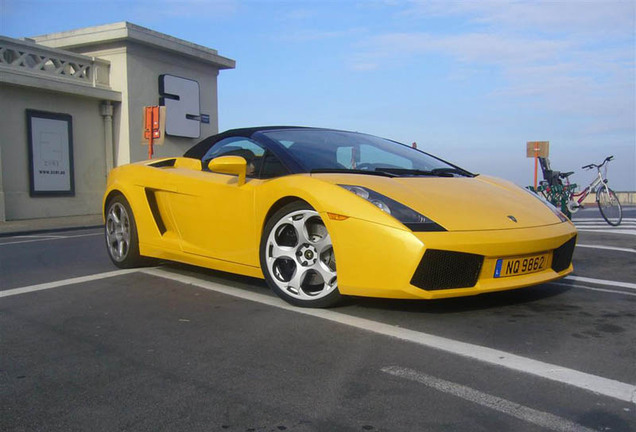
xmin=350 ymin=1 xmax=635 ymax=135
xmin=354 ymin=32 xmax=570 ymax=65
xmin=276 ymin=27 xmax=366 ymax=43
xmin=399 ymin=0 xmax=635 ymax=36
xmin=346 ymin=1 xmax=635 ymax=188
xmin=129 ymin=0 xmax=240 ymax=19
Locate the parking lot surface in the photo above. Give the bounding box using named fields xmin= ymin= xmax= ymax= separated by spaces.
xmin=1 ymin=209 xmax=635 ymax=431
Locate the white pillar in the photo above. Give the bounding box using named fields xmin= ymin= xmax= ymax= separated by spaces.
xmin=101 ymin=101 xmax=114 ymax=173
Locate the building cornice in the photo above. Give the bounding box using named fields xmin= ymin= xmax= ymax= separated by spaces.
xmin=32 ymin=22 xmax=235 ymax=70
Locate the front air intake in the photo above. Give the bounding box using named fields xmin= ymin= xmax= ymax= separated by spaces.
xmin=552 ymin=235 xmax=577 ymax=273
xmin=410 ymin=250 xmax=484 ymax=291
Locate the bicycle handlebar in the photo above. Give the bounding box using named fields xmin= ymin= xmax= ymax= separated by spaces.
xmin=582 ymin=155 xmax=614 ymax=170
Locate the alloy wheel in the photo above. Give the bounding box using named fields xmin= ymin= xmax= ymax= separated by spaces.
xmin=265 ymin=209 xmax=337 ymax=301
xmin=106 ymin=202 xmax=132 ymax=262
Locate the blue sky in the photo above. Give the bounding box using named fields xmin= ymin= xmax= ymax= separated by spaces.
xmin=2 ymin=0 xmax=635 ymax=190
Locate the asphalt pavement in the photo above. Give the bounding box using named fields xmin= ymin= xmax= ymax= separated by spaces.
xmin=1 ymin=208 xmax=635 ymax=431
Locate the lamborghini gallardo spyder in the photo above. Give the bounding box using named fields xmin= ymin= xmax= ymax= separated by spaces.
xmin=103 ymin=127 xmax=577 ymax=307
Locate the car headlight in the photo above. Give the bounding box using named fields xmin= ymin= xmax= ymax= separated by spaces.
xmin=339 ymin=185 xmax=446 ymax=232
xmin=523 ymin=187 xmax=570 ymax=223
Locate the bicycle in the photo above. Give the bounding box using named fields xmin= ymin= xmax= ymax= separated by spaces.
xmin=532 ymin=156 xmax=622 ymax=226
xmin=563 ymin=156 xmax=622 ymax=226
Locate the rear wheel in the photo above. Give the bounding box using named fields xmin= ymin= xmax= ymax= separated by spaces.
xmin=105 ymin=195 xmax=146 ymax=268
xmin=260 ymin=202 xmax=341 ymax=308
xmin=597 ymin=186 xmax=622 ymax=226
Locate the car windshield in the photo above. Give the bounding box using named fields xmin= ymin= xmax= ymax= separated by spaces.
xmin=260 ymin=129 xmax=472 ymax=177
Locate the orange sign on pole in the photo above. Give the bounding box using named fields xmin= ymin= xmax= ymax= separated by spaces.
xmin=142 ymin=106 xmax=166 ymax=159
xmin=526 ymin=141 xmax=549 ymax=190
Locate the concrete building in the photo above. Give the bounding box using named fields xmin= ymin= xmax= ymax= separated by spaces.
xmin=0 ymin=22 xmax=234 ymax=221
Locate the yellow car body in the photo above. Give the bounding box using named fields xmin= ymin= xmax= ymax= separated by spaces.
xmin=103 ymin=127 xmax=576 ymax=307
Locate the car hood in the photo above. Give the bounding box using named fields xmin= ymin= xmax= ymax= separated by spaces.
xmin=312 ymin=173 xmax=563 ymax=231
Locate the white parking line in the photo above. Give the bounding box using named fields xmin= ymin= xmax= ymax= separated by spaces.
xmin=566 ymin=275 xmax=636 ymax=291
xmin=573 ymin=218 xmax=636 ymax=236
xmin=142 ymin=268 xmax=636 ymax=404
xmin=550 ymin=282 xmax=636 ymax=297
xmin=382 ymin=366 xmax=596 ymax=432
xmin=6 ymin=266 xmax=636 ymax=405
xmin=575 ymin=225 xmax=635 ymax=229
xmin=576 ymin=229 xmax=636 ymax=236
xmin=575 ymin=223 xmax=636 ymax=227
xmin=0 ymin=232 xmax=102 ymax=246
xmin=575 ymin=223 xmax=636 ymax=225
xmin=10 ymin=234 xmax=67 ymax=239
xmin=576 ymin=244 xmax=636 ymax=253
xmin=0 ymin=269 xmax=140 ymax=297
xmin=574 ymin=218 xmax=636 ymax=222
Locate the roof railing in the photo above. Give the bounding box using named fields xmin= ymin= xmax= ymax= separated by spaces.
xmin=0 ymin=36 xmax=110 ymax=88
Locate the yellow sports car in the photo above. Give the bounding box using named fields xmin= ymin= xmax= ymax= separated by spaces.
xmin=103 ymin=127 xmax=577 ymax=307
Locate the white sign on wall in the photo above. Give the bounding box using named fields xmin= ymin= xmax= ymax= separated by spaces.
xmin=26 ymin=110 xmax=74 ymax=196
xmin=159 ymin=74 xmax=201 ymax=138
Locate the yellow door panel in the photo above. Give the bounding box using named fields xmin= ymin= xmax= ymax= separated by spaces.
xmin=166 ymin=167 xmax=260 ymax=265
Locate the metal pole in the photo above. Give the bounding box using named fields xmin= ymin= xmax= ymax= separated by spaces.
xmin=534 ymin=145 xmax=539 ymax=190
xmin=148 ymin=109 xmax=154 ymax=159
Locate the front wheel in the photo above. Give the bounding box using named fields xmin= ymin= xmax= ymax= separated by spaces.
xmin=597 ymin=186 xmax=622 ymax=226
xmin=260 ymin=201 xmax=342 ymax=308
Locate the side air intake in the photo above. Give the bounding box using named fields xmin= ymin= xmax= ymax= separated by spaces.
xmin=552 ymin=236 xmax=577 ymax=273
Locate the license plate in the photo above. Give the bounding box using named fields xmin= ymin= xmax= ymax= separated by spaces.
xmin=494 ymin=253 xmax=549 ymax=278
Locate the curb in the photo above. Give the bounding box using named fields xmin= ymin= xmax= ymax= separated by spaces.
xmin=0 ymin=224 xmax=103 ymax=238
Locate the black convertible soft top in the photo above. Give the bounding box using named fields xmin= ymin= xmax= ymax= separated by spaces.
xmin=183 ymin=126 xmax=309 ymax=160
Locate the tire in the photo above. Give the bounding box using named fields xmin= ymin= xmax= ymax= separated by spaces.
xmin=105 ymin=195 xmax=147 ymax=268
xmin=597 ymin=186 xmax=622 ymax=226
xmin=260 ymin=201 xmax=342 ymax=308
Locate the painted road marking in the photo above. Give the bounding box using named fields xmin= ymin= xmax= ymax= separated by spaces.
xmin=567 ymin=275 xmax=636 ymax=291
xmin=5 ymin=267 xmax=636 ymax=404
xmin=0 ymin=269 xmax=140 ymax=297
xmin=575 ymin=225 xmax=635 ymax=229
xmin=574 ymin=218 xmax=636 ymax=222
xmin=10 ymin=234 xmax=67 ymax=239
xmin=142 ymin=268 xmax=636 ymax=404
xmin=382 ymin=366 xmax=597 ymax=432
xmin=550 ymin=281 xmax=636 ymax=298
xmin=576 ymin=244 xmax=636 ymax=253
xmin=0 ymin=232 xmax=102 ymax=246
xmin=575 ymin=229 xmax=636 ymax=236
xmin=574 ymin=218 xmax=636 ymax=235
xmin=575 ymin=222 xmax=636 ymax=225
xmin=574 ymin=221 xmax=636 ymax=225
xmin=575 ymin=224 xmax=636 ymax=228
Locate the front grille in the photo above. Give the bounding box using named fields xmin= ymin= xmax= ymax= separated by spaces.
xmin=552 ymin=235 xmax=577 ymax=273
xmin=410 ymin=250 xmax=484 ymax=291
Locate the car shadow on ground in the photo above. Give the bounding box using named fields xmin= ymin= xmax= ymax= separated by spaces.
xmin=347 ymin=284 xmax=573 ymax=314
xmin=158 ymin=261 xmax=573 ymax=315
xmin=158 ymin=261 xmax=271 ymax=290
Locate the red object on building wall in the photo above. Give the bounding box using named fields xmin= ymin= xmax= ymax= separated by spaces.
xmin=143 ymin=106 xmax=165 ymax=159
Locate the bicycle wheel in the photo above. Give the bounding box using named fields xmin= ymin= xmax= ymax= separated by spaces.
xmin=597 ymin=186 xmax=622 ymax=226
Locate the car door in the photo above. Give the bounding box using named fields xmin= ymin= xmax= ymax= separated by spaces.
xmin=167 ymin=138 xmax=268 ymax=267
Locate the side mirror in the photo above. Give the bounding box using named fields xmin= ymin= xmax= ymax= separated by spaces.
xmin=207 ymin=156 xmax=247 ymax=185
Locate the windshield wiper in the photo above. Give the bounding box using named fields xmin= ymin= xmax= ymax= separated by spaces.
xmin=372 ymin=167 xmax=474 ymax=177
xmin=310 ymin=168 xmax=397 ymax=178
xmin=373 ymin=168 xmax=453 ymax=177
xmin=430 ymin=167 xmax=475 ymax=177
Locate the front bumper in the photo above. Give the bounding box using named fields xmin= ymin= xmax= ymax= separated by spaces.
xmin=327 ymin=215 xmax=577 ymax=300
